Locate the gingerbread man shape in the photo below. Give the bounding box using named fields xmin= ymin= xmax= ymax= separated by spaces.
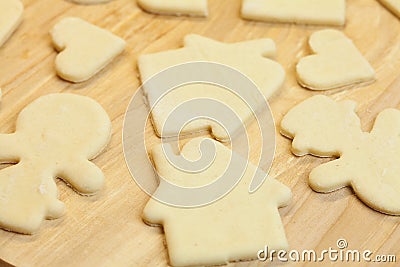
xmin=0 ymin=94 xmax=111 ymax=234
xmin=281 ymin=95 xmax=400 ymax=215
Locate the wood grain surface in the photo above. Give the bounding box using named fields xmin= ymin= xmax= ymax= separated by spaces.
xmin=0 ymin=0 xmax=400 ymax=266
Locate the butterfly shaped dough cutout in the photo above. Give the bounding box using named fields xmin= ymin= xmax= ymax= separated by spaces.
xmin=241 ymin=0 xmax=346 ymax=25
xmin=137 ymin=0 xmax=208 ymax=17
xmin=138 ymin=34 xmax=285 ymax=141
xmin=50 ymin=17 xmax=126 ymax=83
xmin=0 ymin=94 xmax=111 ymax=234
xmin=144 ymin=137 xmax=291 ymax=266
xmin=0 ymin=0 xmax=23 ymax=48
xmin=281 ymin=95 xmax=400 ymax=215
xmin=378 ymin=0 xmax=400 ymax=18
xmin=296 ymin=29 xmax=375 ymax=91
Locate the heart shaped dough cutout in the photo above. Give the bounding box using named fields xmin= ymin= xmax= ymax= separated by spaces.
xmin=296 ymin=29 xmax=375 ymax=91
xmin=50 ymin=17 xmax=126 ymax=83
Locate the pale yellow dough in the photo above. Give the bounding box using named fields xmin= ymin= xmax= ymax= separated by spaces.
xmin=378 ymin=0 xmax=400 ymax=18
xmin=137 ymin=0 xmax=208 ymax=17
xmin=144 ymin=138 xmax=291 ymax=266
xmin=138 ymin=34 xmax=285 ymax=141
xmin=241 ymin=0 xmax=346 ymax=25
xmin=0 ymin=94 xmax=111 ymax=234
xmin=0 ymin=0 xmax=23 ymax=48
xmin=50 ymin=17 xmax=126 ymax=83
xmin=281 ymin=95 xmax=400 ymax=215
xmin=296 ymin=29 xmax=375 ymax=90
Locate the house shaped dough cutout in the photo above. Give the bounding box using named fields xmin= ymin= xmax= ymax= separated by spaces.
xmin=138 ymin=34 xmax=285 ymax=141
xmin=281 ymin=95 xmax=400 ymax=215
xmin=144 ymin=137 xmax=291 ymax=266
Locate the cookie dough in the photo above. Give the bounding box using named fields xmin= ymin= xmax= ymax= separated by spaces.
xmin=0 ymin=94 xmax=111 ymax=234
xmin=241 ymin=0 xmax=346 ymax=25
xmin=50 ymin=17 xmax=126 ymax=83
xmin=281 ymin=95 xmax=400 ymax=215
xmin=0 ymin=0 xmax=23 ymax=48
xmin=144 ymin=137 xmax=291 ymax=266
xmin=138 ymin=34 xmax=285 ymax=141
xmin=378 ymin=0 xmax=400 ymax=18
xmin=137 ymin=0 xmax=208 ymax=17
xmin=296 ymin=29 xmax=375 ymax=90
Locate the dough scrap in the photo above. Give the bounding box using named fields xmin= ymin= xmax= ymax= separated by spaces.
xmin=0 ymin=94 xmax=111 ymax=234
xmin=296 ymin=29 xmax=375 ymax=90
xmin=241 ymin=0 xmax=346 ymax=26
xmin=50 ymin=17 xmax=126 ymax=83
xmin=0 ymin=0 xmax=23 ymax=48
xmin=281 ymin=95 xmax=400 ymax=215
xmin=378 ymin=0 xmax=400 ymax=18
xmin=138 ymin=34 xmax=285 ymax=141
xmin=144 ymin=137 xmax=291 ymax=266
xmin=137 ymin=0 xmax=208 ymax=17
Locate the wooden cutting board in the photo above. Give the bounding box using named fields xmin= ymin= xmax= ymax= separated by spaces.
xmin=1 ymin=0 xmax=400 ymax=266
